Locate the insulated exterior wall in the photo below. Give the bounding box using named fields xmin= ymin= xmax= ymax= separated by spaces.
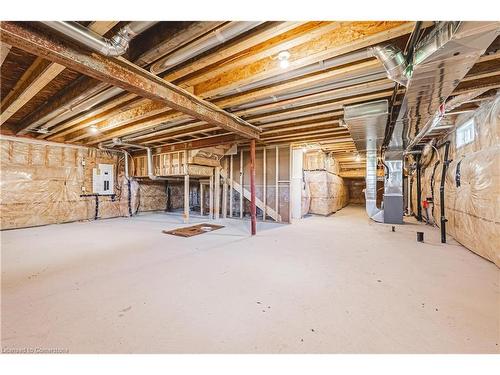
xmin=410 ymin=96 xmax=500 ymax=267
xmin=0 ymin=138 xmax=168 ymax=230
xmin=303 ymin=151 xmax=348 ymax=215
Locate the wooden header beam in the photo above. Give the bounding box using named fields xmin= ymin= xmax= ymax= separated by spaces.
xmin=0 ymin=21 xmax=260 ymax=140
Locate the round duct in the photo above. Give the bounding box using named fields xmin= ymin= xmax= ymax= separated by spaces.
xmin=420 ymin=141 xmax=436 ymax=168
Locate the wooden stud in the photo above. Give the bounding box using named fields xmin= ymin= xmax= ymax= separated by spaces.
xmin=0 ymin=43 xmax=11 ymax=67
xmin=0 ymin=21 xmax=260 ymax=139
xmin=1 ymin=58 xmax=65 ymax=125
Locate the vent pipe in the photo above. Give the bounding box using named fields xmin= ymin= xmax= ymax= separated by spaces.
xmin=343 ymin=100 xmax=389 ymax=222
xmin=370 ymin=45 xmax=409 ymax=87
xmin=41 ymin=21 xmax=157 ymax=56
xmin=106 ymin=139 xmax=170 ymax=181
xmin=150 ymin=22 xmax=263 ymax=75
xmin=374 ymin=21 xmax=499 ymax=151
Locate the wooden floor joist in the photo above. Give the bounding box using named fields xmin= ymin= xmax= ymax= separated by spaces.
xmin=0 ymin=43 xmax=11 ymax=67
xmin=41 ymin=22 xmax=410 ymax=145
xmin=0 ymin=21 xmax=260 ymax=140
xmin=1 ymin=57 xmax=65 ymax=125
xmin=1 ymin=20 xmax=497 ymax=174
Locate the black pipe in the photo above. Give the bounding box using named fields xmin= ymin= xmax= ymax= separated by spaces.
xmin=417 ymin=231 xmax=424 ymax=242
xmin=430 ymin=160 xmax=440 ymax=223
xmin=438 ymin=141 xmax=451 ymax=243
xmin=404 ymin=21 xmax=423 ymax=66
xmin=416 ymin=155 xmax=422 ymax=222
xmin=80 ymin=193 xmax=116 ymax=220
xmin=127 ymin=179 xmax=132 ymax=217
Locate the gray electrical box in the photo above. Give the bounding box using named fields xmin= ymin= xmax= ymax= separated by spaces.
xmin=92 ymin=164 xmax=114 ymax=195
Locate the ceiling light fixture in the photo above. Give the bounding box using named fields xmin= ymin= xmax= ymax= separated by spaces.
xmin=89 ymin=125 xmax=99 ymax=134
xmin=278 ymin=50 xmax=290 ymax=69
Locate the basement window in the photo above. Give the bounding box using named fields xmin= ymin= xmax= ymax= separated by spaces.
xmin=456 ymin=118 xmax=475 ymax=148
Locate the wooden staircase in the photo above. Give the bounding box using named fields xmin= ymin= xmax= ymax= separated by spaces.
xmin=220 ymin=169 xmax=281 ymax=222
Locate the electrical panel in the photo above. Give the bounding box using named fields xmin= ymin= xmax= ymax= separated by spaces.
xmin=92 ymin=164 xmax=114 ymax=195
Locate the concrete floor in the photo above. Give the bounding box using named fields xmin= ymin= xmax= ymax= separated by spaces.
xmin=1 ymin=205 xmax=499 ymax=353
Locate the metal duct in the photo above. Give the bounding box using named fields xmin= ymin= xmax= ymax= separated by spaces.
xmin=236 ymin=78 xmax=393 ymax=117
xmin=384 ymin=21 xmax=499 ymax=151
xmin=104 ymin=139 xmax=170 ymax=181
xmin=343 ymin=100 xmax=388 ymax=222
xmin=370 ymin=44 xmax=409 ymax=86
xmin=214 ymin=49 xmax=375 ymax=99
xmin=41 ymin=86 xmax=124 ymax=131
xmin=150 ymin=22 xmax=264 ymax=75
xmin=228 ymin=70 xmax=388 ymax=112
xmin=41 ymin=21 xmax=157 ymax=56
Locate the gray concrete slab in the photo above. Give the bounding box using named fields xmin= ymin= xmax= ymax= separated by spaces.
xmin=1 ymin=206 xmax=498 ymax=353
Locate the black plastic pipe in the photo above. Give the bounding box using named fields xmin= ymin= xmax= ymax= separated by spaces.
xmin=416 ymin=154 xmax=422 ymax=222
xmin=438 ymin=141 xmax=451 ymax=243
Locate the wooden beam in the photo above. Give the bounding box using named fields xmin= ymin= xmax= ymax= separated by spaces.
xmin=250 ymin=139 xmax=257 ymax=235
xmin=0 ymin=43 xmax=11 ymax=66
xmin=16 ymin=75 xmax=105 ymax=135
xmin=156 ymin=134 xmax=240 ymax=153
xmin=14 ymin=21 xmax=119 ymax=134
xmin=27 ymin=22 xmax=222 ymax=137
xmin=53 ymin=25 xmax=395 ymax=144
xmin=0 ymin=21 xmax=260 ymax=140
xmin=134 ymin=22 xmax=224 ymax=67
xmin=71 ymin=61 xmax=382 ymax=144
xmin=194 ymin=22 xmax=414 ymax=98
xmin=168 ymin=21 xmax=304 ymax=84
xmin=87 ymin=21 xmax=120 ymax=35
xmin=1 ymin=58 xmax=66 ymax=125
xmin=179 ymin=22 xmax=336 ymax=87
xmin=232 ymin=78 xmax=392 ymax=117
xmin=45 ymin=94 xmax=141 ymax=140
xmin=71 ymin=54 xmax=381 ymax=144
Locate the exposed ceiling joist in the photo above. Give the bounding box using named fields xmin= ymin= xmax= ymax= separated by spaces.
xmin=0 ymin=57 xmax=65 ymax=125
xmin=194 ymin=21 xmax=414 ymax=98
xmin=0 ymin=21 xmax=260 ymax=139
xmin=0 ymin=43 xmax=11 ymax=66
xmin=14 ymin=21 xmax=125 ymax=135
